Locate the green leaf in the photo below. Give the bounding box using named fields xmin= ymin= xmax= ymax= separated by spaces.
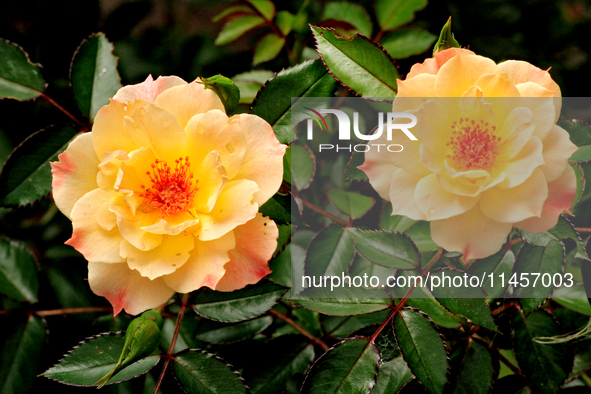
xmin=381 ymin=29 xmax=437 ymax=59
xmin=429 ymin=269 xmax=497 ymax=331
xmin=467 ymin=249 xmax=514 ymax=299
xmin=519 ymin=215 xmax=589 ymax=260
xmin=552 ymin=285 xmax=591 ymax=316
xmin=511 ymin=309 xmax=572 ymax=394
xmin=394 ymin=271 xmax=462 ymax=328
xmin=191 ymin=279 xmax=289 ymax=322
xmin=231 ymin=70 xmax=273 ymax=105
xmin=194 ymin=316 xmax=273 ymax=344
xmin=213 ymin=5 xmax=255 ymax=23
xmin=0 ymin=316 xmax=45 ymax=393
xmin=275 ymin=11 xmax=295 ymax=36
xmin=311 ymin=26 xmax=399 ymax=97
xmin=247 ymin=0 xmax=275 ymax=21
xmin=244 ymin=335 xmax=315 ymax=394
xmin=215 ymin=15 xmax=266 ymax=46
xmin=290 ymin=144 xmax=316 ymax=191
xmin=42 ymin=332 xmax=160 ymax=386
xmin=326 ymin=188 xmax=375 ymax=220
xmin=321 ymin=2 xmax=373 ymax=37
xmin=513 ymin=240 xmax=565 ymax=315
xmin=0 ymin=237 xmax=38 ymax=303
xmin=448 ymin=339 xmax=494 ymax=394
xmin=347 ymin=228 xmax=420 ymax=269
xmin=558 ymin=118 xmax=591 ymax=163
xmin=251 ymin=59 xmax=337 ymax=144
xmin=379 ymin=205 xmax=416 ymax=232
xmin=393 ymin=309 xmax=448 ymax=394
xmin=372 ymin=356 xmax=413 ymax=394
xmin=70 ymin=33 xmax=121 ymax=121
xmin=375 ymin=0 xmax=427 ymax=31
xmin=0 ymin=39 xmax=46 ymax=100
xmin=433 ymin=17 xmax=461 ymax=55
xmin=199 ymin=74 xmax=240 ymax=115
xmin=0 ymin=124 xmax=78 ymax=207
xmin=403 ymin=221 xmax=439 ymax=252
xmin=304 ymin=224 xmax=355 ymax=277
xmin=294 ymin=289 xmax=391 ymax=316
xmin=301 ymin=338 xmax=380 ymax=393
xmin=172 ymin=350 xmax=247 ymax=394
xmin=341 ymin=150 xmax=367 ymax=182
xmin=353 ymin=323 xmax=400 ymax=362
xmin=259 ymin=193 xmax=292 ymax=225
xmin=326 ymin=310 xmax=390 ymax=338
xmin=253 ymin=33 xmax=285 ymax=65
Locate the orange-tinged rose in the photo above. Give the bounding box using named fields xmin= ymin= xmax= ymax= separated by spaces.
xmin=51 ymin=75 xmax=286 ymax=315
xmin=359 ymin=49 xmax=578 ymax=261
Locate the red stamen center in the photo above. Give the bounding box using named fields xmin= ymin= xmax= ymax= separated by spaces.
xmin=446 ymin=117 xmax=501 ymax=170
xmin=140 ymin=157 xmax=198 ymax=217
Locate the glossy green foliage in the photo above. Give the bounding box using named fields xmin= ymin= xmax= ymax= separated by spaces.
xmin=0 ymin=39 xmax=45 ymax=100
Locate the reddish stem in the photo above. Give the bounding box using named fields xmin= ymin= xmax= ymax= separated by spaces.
xmin=153 ymin=293 xmax=189 ymax=394
xmin=0 ymin=306 xmax=112 ymax=316
xmin=270 ymin=309 xmax=329 ymax=351
xmin=299 ymin=198 xmax=351 ymax=226
xmin=40 ymin=93 xmax=89 ymax=131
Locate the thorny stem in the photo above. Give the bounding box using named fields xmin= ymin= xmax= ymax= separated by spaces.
xmin=492 ymin=301 xmax=516 ymax=316
xmin=298 ymin=197 xmax=351 ymax=226
xmin=0 ymin=306 xmax=112 ymax=316
xmin=270 ymin=309 xmax=329 ymax=351
xmin=153 ymin=293 xmax=189 ymax=394
xmin=369 ymin=249 xmax=444 ymax=344
xmin=40 ymin=93 xmax=89 ymax=131
xmin=575 ymin=227 xmax=591 ymax=233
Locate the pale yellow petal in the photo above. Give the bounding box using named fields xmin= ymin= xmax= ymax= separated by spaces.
xmin=414 ymin=173 xmax=479 ymax=220
xmin=357 ymin=159 xmax=397 ymax=200
xmin=192 ymin=151 xmax=228 ymax=213
xmin=163 ymin=231 xmax=235 ymax=293
xmin=539 ymin=125 xmax=578 ymax=182
xmin=216 ymin=214 xmax=277 ymax=291
xmin=515 ymin=165 xmax=577 ymax=233
xmin=197 ymin=179 xmax=259 ymax=241
xmin=496 ymin=136 xmax=545 ymax=189
xmin=66 ymin=189 xmax=125 ymax=263
xmin=51 ymin=133 xmax=99 ymax=219
xmin=155 ymin=79 xmax=225 ymax=128
xmin=388 ymin=169 xmax=427 ymax=220
xmin=435 ymin=54 xmax=499 ymax=97
xmin=496 ymin=107 xmax=535 ymax=161
xmin=185 ymin=110 xmax=247 ymax=180
xmin=113 ymin=75 xmax=187 ymax=103
xmin=474 ymin=73 xmax=520 ymax=97
xmin=232 ymin=114 xmax=286 ymax=205
xmin=122 ymin=232 xmax=194 ymax=280
xmin=480 ymin=168 xmax=548 ymax=223
xmin=114 ymin=206 xmax=162 ymax=251
xmin=431 ymin=206 xmax=512 ymax=262
xmin=88 ymin=261 xmax=174 ymax=316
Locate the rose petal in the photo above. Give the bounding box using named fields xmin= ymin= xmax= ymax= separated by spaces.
xmin=192 ymin=151 xmax=228 ymax=213
xmin=88 ymin=261 xmax=174 ymax=316
xmin=123 ymin=104 xmax=187 ymax=163
xmin=515 ymin=165 xmax=577 ymax=233
xmin=480 ymin=168 xmax=548 ymax=223
xmin=435 ymin=54 xmax=499 ymax=97
xmin=495 ymin=136 xmax=545 ymax=189
xmin=358 ymin=159 xmax=398 ymax=200
xmin=67 ymin=189 xmax=125 ymax=263
xmin=196 ymin=179 xmax=259 ymax=241
xmin=115 ymin=207 xmax=163 ymax=251
xmin=122 ymin=232 xmax=194 ymax=280
xmin=232 ymin=114 xmax=286 ymax=206
xmin=185 ymin=110 xmax=246 ymax=180
xmin=431 ymin=206 xmax=513 ymax=261
xmin=215 ymin=213 xmax=277 ymax=291
xmin=163 ymin=231 xmax=235 ymax=293
xmin=474 ymin=73 xmax=520 ymax=97
xmin=51 ymin=133 xmax=100 ymax=219
xmin=539 ymin=125 xmax=578 ymax=182
xmin=155 ymin=79 xmax=225 ymax=129
xmin=407 ymin=48 xmax=475 ymax=79
xmin=414 ymin=173 xmax=479 ymax=220
xmin=113 ymin=75 xmax=187 ymax=103
xmin=388 ymin=169 xmax=427 ymax=220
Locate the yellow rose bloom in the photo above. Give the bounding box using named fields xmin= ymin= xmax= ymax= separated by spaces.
xmin=360 ymin=48 xmax=578 ymax=261
xmin=51 ymin=75 xmax=286 ymax=315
